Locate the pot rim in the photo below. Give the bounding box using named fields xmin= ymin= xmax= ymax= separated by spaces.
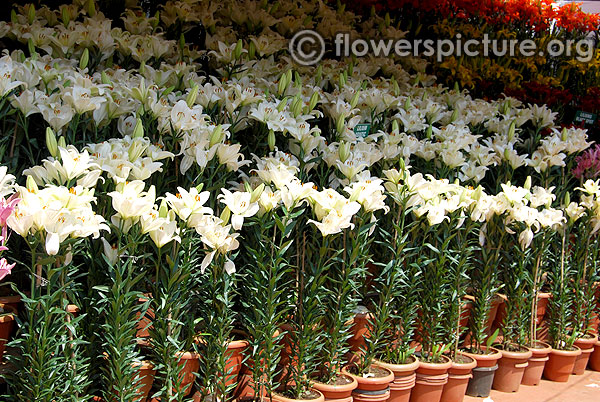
xmin=528 ymin=340 xmax=552 ymax=355
xmin=341 ymin=364 xmax=394 ymax=384
xmin=416 ymin=354 xmax=452 ymax=370
xmin=0 ymin=304 xmax=16 ymax=323
xmin=272 ymin=388 xmax=324 ymax=402
xmin=450 ymin=353 xmax=476 ymax=370
xmin=462 ymin=346 xmax=502 ymax=361
xmin=131 ymin=360 xmax=155 ymax=370
xmin=550 ymin=345 xmax=582 ymax=356
xmin=493 ymin=344 xmax=533 ymax=360
xmin=373 ymin=355 xmax=420 ymax=372
xmin=310 ymin=373 xmax=358 ymax=391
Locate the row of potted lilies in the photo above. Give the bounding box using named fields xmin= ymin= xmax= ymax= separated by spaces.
xmin=0 ymin=1 xmax=599 ymax=402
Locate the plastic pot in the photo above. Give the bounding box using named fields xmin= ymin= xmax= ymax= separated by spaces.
xmin=375 ymin=355 xmax=420 ymax=402
xmin=311 ymin=374 xmax=358 ymax=402
xmin=409 ymin=355 xmax=452 ymax=402
xmin=573 ymin=333 xmax=598 ymax=375
xmin=589 ymin=340 xmax=600 ymax=371
xmin=342 ymin=364 xmax=394 ymax=402
xmin=462 ymin=346 xmax=502 ymax=397
xmin=521 ymin=341 xmax=552 ymax=386
xmin=440 ymin=353 xmax=476 ymax=402
xmin=491 ymin=345 xmax=532 ymax=393
xmin=543 ymin=346 xmax=582 ymax=382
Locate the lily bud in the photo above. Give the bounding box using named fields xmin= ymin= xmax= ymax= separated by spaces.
xmin=385 ymin=12 xmax=390 ymax=27
xmin=87 ymin=0 xmax=96 ymax=17
xmin=315 ymin=65 xmax=323 ymax=84
xmin=285 ymin=69 xmax=293 ymax=87
xmin=564 ymin=191 xmax=571 ymax=207
xmin=250 ymin=183 xmax=265 ymax=203
xmin=507 ymin=120 xmax=516 ymax=141
xmin=221 ymin=206 xmax=231 ymax=225
xmin=26 ymin=175 xmax=38 ymax=193
xmin=291 ymin=97 xmax=303 ymax=118
xmin=339 ymin=73 xmax=346 ymax=88
xmin=524 ymin=176 xmax=531 ymax=191
xmin=501 ymin=101 xmax=509 ymax=115
xmin=504 ymin=147 xmax=511 ymax=161
xmin=159 ymin=199 xmax=169 ymax=218
xmin=46 ymin=127 xmax=58 ymax=158
xmin=132 ymin=118 xmax=144 ymax=138
xmin=79 ymin=48 xmax=89 ymax=70
xmin=101 ymin=71 xmax=112 ymax=86
xmin=338 ymin=141 xmax=350 ymax=163
xmin=276 ymin=97 xmax=288 ymax=112
xmin=404 ymin=97 xmax=411 ymax=110
xmin=11 ymin=10 xmax=17 ymax=24
xmin=392 ymin=120 xmax=399 ymax=133
xmin=454 ymin=82 xmax=460 ymax=92
xmin=244 ymin=181 xmax=252 ymax=194
xmin=61 ymin=6 xmax=70 ymax=27
xmin=27 ymin=39 xmax=36 ymax=58
xmin=179 ymin=33 xmax=185 ymax=52
xmin=472 ymin=185 xmax=483 ymax=201
xmin=58 ymin=136 xmax=66 ymax=148
xmin=336 ymin=114 xmax=346 ymax=134
xmin=308 ymin=91 xmax=319 ymax=111
xmin=268 ymin=129 xmax=276 ymax=151
xmin=561 ymin=127 xmax=568 ymax=142
xmin=248 ymin=40 xmax=256 ymax=60
xmin=186 ymin=84 xmax=198 ymax=107
xmin=209 ymin=125 xmax=224 ymax=147
xmin=129 ymin=138 xmax=147 ymax=161
xmin=233 ymin=39 xmax=243 ymax=60
xmin=450 ymin=109 xmax=458 ymax=123
xmin=196 ymin=183 xmax=204 ymax=192
xmin=139 ymin=60 xmax=146 ymax=75
xmin=392 ymin=78 xmax=400 ymax=96
xmin=399 ymin=157 xmax=406 ymax=172
xmin=28 ymin=4 xmax=35 ymax=24
xmin=350 ymin=91 xmax=360 ymax=109
xmin=294 ymin=71 xmax=302 ymax=87
xmin=426 ymin=124 xmax=433 ymax=139
xmin=277 ymin=73 xmax=288 ymax=96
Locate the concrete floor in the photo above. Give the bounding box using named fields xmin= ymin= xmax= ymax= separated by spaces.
xmin=464 ymin=369 xmax=600 ymax=402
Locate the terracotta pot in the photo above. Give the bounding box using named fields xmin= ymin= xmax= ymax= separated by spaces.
xmin=521 ymin=341 xmax=552 ymax=386
xmin=348 ymin=312 xmax=371 ymax=355
xmin=462 ymin=346 xmax=501 ymax=397
xmin=543 ymin=346 xmax=582 ymax=382
xmin=440 ymin=353 xmax=475 ymax=402
xmin=491 ymin=345 xmax=532 ymax=393
xmin=0 ymin=304 xmax=16 ymax=360
xmin=272 ymin=389 xmax=325 ymax=402
xmin=225 ymin=334 xmax=249 ymax=387
xmin=573 ymin=333 xmax=598 ymax=375
xmin=135 ymin=296 xmax=154 ymax=339
xmin=177 ymin=351 xmax=200 ymax=396
xmin=342 ymin=364 xmax=394 ymax=402
xmin=458 ymin=300 xmax=473 ymax=333
xmin=490 ymin=295 xmax=507 ymax=335
xmin=536 ymin=293 xmax=551 ymax=324
xmin=0 ymin=294 xmax=22 ymax=312
xmin=132 ymin=360 xmax=156 ymax=402
xmin=311 ymin=374 xmax=358 ymax=402
xmin=375 ymin=356 xmax=420 ymax=402
xmin=409 ymin=355 xmax=452 ymax=402
xmin=589 ymin=340 xmax=600 ymax=371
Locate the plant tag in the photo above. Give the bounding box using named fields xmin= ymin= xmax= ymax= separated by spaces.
xmin=353 ymin=123 xmax=371 ymax=138
xmin=574 ymin=110 xmax=597 ymax=126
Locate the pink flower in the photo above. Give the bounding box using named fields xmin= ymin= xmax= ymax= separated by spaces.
xmin=0 ymin=194 xmax=19 ymax=227
xmin=0 ymin=258 xmax=15 ymax=281
xmin=573 ymin=145 xmax=600 ymax=180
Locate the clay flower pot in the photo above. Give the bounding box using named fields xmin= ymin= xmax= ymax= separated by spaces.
xmin=521 ymin=341 xmax=552 ymax=386
xmin=132 ymin=360 xmax=156 ymax=402
xmin=311 ymin=373 xmax=358 ymax=402
xmin=535 ymin=293 xmax=551 ymax=324
xmin=348 ymin=311 xmax=371 ymax=356
xmin=409 ymin=355 xmax=452 ymax=402
xmin=491 ymin=345 xmax=532 ymax=393
xmin=135 ymin=296 xmax=154 ymax=339
xmin=224 ymin=335 xmax=249 ymax=387
xmin=462 ymin=346 xmax=502 ymax=397
xmin=589 ymin=340 xmax=600 ymax=371
xmin=0 ymin=304 xmax=16 ymax=360
xmin=572 ymin=333 xmax=598 ymax=375
xmin=342 ymin=364 xmax=394 ymax=402
xmin=177 ymin=351 xmax=200 ymax=396
xmin=375 ymin=355 xmax=420 ymax=402
xmin=272 ymin=389 xmax=325 ymax=402
xmin=543 ymin=346 xmax=582 ymax=382
xmin=440 ymin=353 xmax=476 ymax=402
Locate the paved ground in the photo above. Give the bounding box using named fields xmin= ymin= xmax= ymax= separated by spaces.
xmin=561 ymin=1 xmax=600 ymax=14
xmin=464 ymin=369 xmax=600 ymax=402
